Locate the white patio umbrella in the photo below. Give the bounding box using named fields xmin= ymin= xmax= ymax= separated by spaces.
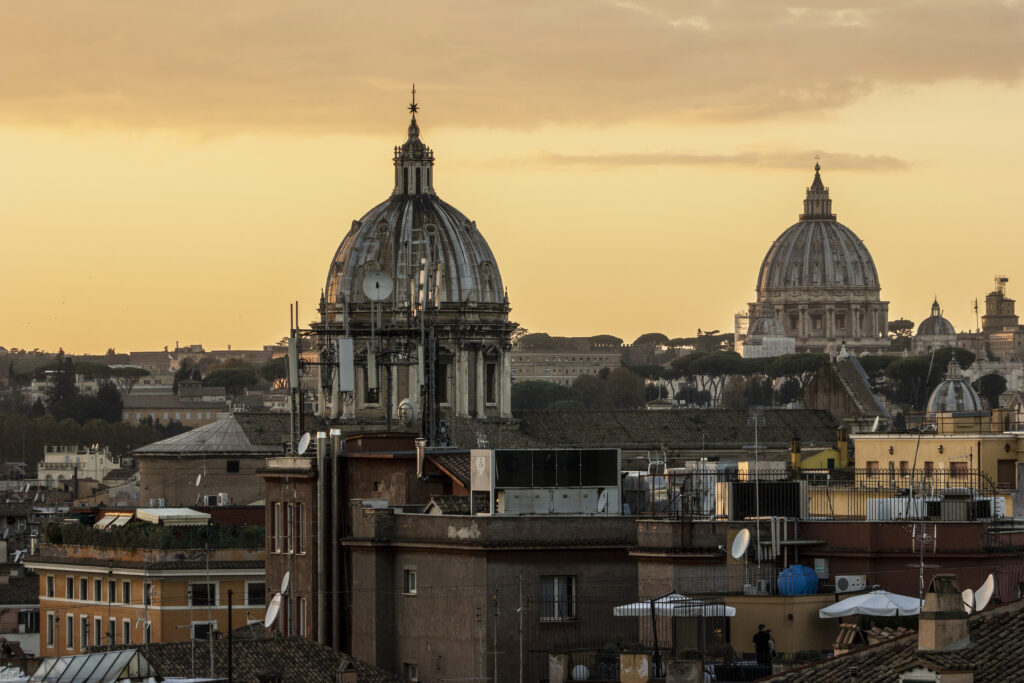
xmin=614 ymin=593 xmax=737 ymax=618
xmin=819 ymin=589 xmax=921 ymax=618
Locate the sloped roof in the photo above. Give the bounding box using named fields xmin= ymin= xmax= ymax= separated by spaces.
xmin=30 ymin=649 xmax=154 ymax=682
xmin=133 ymin=416 xmax=282 ymax=456
xmin=139 ymin=636 xmax=404 ymax=683
xmin=428 ymin=453 xmax=472 ymax=487
xmin=765 ymin=598 xmax=1024 ymax=682
xmin=0 ymin=574 xmax=39 ymax=606
xmin=833 ymin=356 xmax=890 ymax=418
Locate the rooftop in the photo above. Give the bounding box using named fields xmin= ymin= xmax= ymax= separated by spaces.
xmin=134 ymin=415 xmax=283 ymax=456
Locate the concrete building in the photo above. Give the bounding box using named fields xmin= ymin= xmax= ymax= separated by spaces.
xmin=121 ymin=394 xmax=228 ymax=428
xmin=26 ymin=518 xmax=265 ymax=658
xmin=34 ymin=446 xmax=123 ymax=491
xmin=133 ymin=414 xmax=286 ymax=507
xmin=510 ymin=349 xmax=623 ymax=387
xmin=738 ymin=163 xmax=890 ymax=354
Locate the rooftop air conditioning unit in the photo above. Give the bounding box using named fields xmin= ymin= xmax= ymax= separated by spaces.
xmin=157 ymin=498 xmax=166 ymax=508
xmin=217 ymin=492 xmax=229 ymax=506
xmin=836 ymin=574 xmax=867 ymax=594
xmin=204 ymin=494 xmax=218 ymax=507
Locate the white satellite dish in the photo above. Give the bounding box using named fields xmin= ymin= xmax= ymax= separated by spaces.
xmin=362 ymin=271 xmax=394 ymax=302
xmin=195 ymin=474 xmax=202 ymax=487
xmin=975 ymin=574 xmax=995 ymax=611
xmin=597 ymin=489 xmax=609 ymax=513
xmin=33 ymin=493 xmax=39 ymax=503
xmin=297 ymin=432 xmax=311 ymax=455
xmin=264 ymin=593 xmax=283 ymax=627
xmin=571 ymin=664 xmax=590 ymax=681
xmin=281 ymin=571 xmax=291 ymax=595
xmin=2 ymin=528 xmax=8 ymax=540
xmin=731 ymin=529 xmax=751 ymax=560
xmin=962 ymin=588 xmax=975 ymax=614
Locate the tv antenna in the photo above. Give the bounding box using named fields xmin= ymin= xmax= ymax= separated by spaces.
xmin=910 ymin=523 xmax=938 ymax=611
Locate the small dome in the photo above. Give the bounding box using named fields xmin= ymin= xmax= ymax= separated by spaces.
xmin=916 ymin=299 xmax=955 ymax=336
xmin=926 ymin=359 xmax=983 ymax=414
xmin=748 ymin=315 xmax=786 ymax=337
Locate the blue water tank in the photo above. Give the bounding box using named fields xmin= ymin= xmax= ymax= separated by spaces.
xmin=777 ymin=565 xmax=819 ymax=596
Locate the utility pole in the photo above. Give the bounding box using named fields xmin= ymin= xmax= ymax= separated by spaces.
xmin=748 ymin=411 xmax=765 ymax=572
xmin=493 ymin=588 xmax=499 ymax=683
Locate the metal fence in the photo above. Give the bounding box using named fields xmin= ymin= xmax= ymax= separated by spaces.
xmin=626 ymin=468 xmax=1003 ymax=521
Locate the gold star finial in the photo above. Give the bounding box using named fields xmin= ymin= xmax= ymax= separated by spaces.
xmin=408 ymin=84 xmax=418 ymax=115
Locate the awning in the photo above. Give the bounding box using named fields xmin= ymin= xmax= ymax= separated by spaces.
xmin=614 ymin=593 xmax=736 ymax=618
xmin=819 ymin=589 xmax=921 ymax=618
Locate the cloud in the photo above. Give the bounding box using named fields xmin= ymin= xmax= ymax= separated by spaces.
xmin=0 ymin=1 xmax=1021 ymax=133
xmin=532 ymin=150 xmax=910 ymax=171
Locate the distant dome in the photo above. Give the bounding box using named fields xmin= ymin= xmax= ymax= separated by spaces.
xmin=926 ymin=359 xmax=983 ymax=414
xmin=748 ymin=315 xmax=786 ymax=337
xmin=757 ymin=164 xmax=880 ymax=294
xmin=917 ymin=299 xmax=955 ymax=336
xmin=324 ymin=113 xmax=505 ymax=312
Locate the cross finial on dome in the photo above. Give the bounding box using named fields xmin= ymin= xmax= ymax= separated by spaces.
xmin=408 ymin=84 xmax=418 ymax=115
xmin=814 ymin=154 xmax=821 ymax=172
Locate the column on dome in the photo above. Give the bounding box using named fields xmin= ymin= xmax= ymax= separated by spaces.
xmin=456 ymin=348 xmax=470 ymax=416
xmin=475 ymin=351 xmax=485 ymax=416
xmin=500 ymin=351 xmax=513 ymax=418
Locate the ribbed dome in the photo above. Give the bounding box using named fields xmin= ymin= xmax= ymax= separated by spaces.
xmin=324 ymin=111 xmax=505 ymax=310
xmin=757 ymin=165 xmax=880 ymax=295
xmin=748 ymin=315 xmax=786 ymax=337
xmin=926 ymin=359 xmax=983 ymax=414
xmin=917 ymin=299 xmax=955 ymax=336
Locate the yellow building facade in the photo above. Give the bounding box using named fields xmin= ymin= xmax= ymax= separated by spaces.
xmin=27 ymin=545 xmax=265 ymax=658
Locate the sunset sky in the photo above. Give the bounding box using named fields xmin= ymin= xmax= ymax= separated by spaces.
xmin=2 ymin=1 xmax=1023 ymax=354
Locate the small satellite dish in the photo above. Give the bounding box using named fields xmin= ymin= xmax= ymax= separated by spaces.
xmin=264 ymin=593 xmax=283 ymax=627
xmin=362 ymin=271 xmax=394 ymax=302
xmin=397 ymin=398 xmax=419 ymax=427
xmin=297 ymin=432 xmax=311 ymax=455
xmin=975 ymin=574 xmax=995 ymax=611
xmin=33 ymin=493 xmax=40 ymax=503
xmin=281 ymin=571 xmax=291 ymax=595
xmin=2 ymin=528 xmax=8 ymax=540
xmin=731 ymin=529 xmax=751 ymax=560
xmin=962 ymin=588 xmax=975 ymax=614
xmin=195 ymin=474 xmax=202 ymax=487
xmin=570 ymin=664 xmax=590 ymax=681
xmin=597 ymin=489 xmax=609 ymax=514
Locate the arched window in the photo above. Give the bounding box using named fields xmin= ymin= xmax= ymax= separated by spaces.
xmin=403 ymin=168 xmax=409 ymax=194
xmin=416 ymin=167 xmax=422 ymax=194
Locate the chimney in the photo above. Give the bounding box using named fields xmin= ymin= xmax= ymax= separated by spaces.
xmin=918 ymin=574 xmax=971 ymax=651
xmin=415 ymin=437 xmax=427 ymax=479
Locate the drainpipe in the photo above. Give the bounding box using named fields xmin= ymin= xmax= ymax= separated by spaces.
xmin=416 ymin=437 xmax=428 ymax=480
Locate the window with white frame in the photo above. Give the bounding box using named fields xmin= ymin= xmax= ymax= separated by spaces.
xmin=122 ymin=619 xmax=130 ymax=645
xmin=66 ymin=577 xmax=74 ymax=599
xmin=46 ymin=612 xmax=54 ymax=646
xmin=403 ymin=568 xmax=417 ymax=595
xmin=296 ymin=503 xmax=306 ymax=553
xmin=46 ymin=576 xmax=54 ymax=598
xmin=144 ymin=582 xmax=153 ymax=606
xmin=246 ymin=581 xmax=266 ymax=606
xmin=109 ymin=618 xmax=116 ymax=644
xmin=539 ymin=575 xmax=576 ymax=621
xmin=190 ymin=583 xmax=216 ymax=607
xmin=65 ymin=613 xmax=73 ymax=649
xmin=108 ymin=580 xmax=116 ymax=603
xmin=94 ymin=617 xmax=102 ymax=646
xmin=80 ymin=578 xmax=88 ymax=601
xmin=94 ymin=579 xmax=102 ymax=602
xmin=272 ymin=502 xmax=282 ymax=553
xmin=122 ymin=580 xmax=131 ymax=604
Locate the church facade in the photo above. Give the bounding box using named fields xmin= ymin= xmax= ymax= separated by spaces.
xmin=737 ymin=164 xmax=890 ymax=355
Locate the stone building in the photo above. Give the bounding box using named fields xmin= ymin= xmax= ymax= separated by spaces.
xmin=311 ymin=94 xmax=516 ymax=443
xmin=912 ymin=298 xmax=958 ymax=353
xmin=510 ymin=349 xmax=623 ymax=386
xmin=737 ymin=164 xmax=889 ymax=354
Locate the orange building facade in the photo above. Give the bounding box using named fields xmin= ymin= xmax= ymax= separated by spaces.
xmin=26 ymin=544 xmax=266 ymax=657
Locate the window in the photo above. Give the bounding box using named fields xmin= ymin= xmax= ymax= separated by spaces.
xmin=951 ymin=461 xmax=968 ymax=476
xmin=866 ymin=461 xmax=879 ymax=474
xmin=836 ymin=314 xmax=846 ymax=330
xmin=899 ymin=461 xmax=909 ymax=475
xmin=80 ymin=616 xmax=89 ymax=650
xmin=298 ymin=597 xmax=307 ymax=637
xmin=66 ymin=613 xmax=73 ymax=649
xmin=80 ymin=578 xmax=88 ymax=601
xmin=46 ymin=612 xmax=54 ymax=647
xmin=540 ymin=575 xmax=576 ymax=621
xmin=812 ymin=315 xmax=823 ymax=330
xmin=789 ymin=314 xmax=799 ymax=331
xmin=285 ymin=503 xmax=294 ymax=553
xmin=122 ymin=580 xmax=132 ymax=604
xmin=192 ymin=622 xmax=214 ymax=640
xmin=272 ymin=502 xmax=282 ymax=553
xmin=485 ymin=362 xmax=497 ymax=404
xmin=144 ymin=582 xmax=153 ymax=606
xmin=108 ymin=580 xmax=116 ymax=603
xmin=94 ymin=579 xmax=102 ymax=602
xmin=296 ymin=503 xmax=306 ymax=553
xmin=403 ymin=663 xmax=419 ymax=682
xmin=94 ymin=617 xmax=102 ymax=646
xmin=403 ymin=569 xmax=418 ymax=595
xmin=190 ymin=583 xmax=216 ymax=607
xmin=372 ymin=481 xmax=384 ymax=493
xmin=123 ymin=619 xmax=131 ymax=645
xmin=46 ymin=576 xmax=55 ymax=598
xmin=924 ymin=461 xmax=934 ymax=475
xmin=109 ymin=618 xmax=116 ymax=645
xmin=247 ymin=582 xmax=266 ymax=606
xmin=226 ymin=460 xmax=240 ymax=473
xmin=18 ymin=609 xmax=38 ymax=634
xmin=66 ymin=577 xmax=74 ymax=599
xmin=437 ymin=362 xmax=449 ymax=404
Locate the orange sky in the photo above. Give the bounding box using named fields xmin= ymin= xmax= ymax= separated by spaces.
xmin=2 ymin=1 xmax=1023 ymax=354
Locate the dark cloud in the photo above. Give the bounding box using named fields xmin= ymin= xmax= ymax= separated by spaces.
xmin=0 ymin=0 xmax=1021 ymax=132
xmin=533 ymin=150 xmax=910 ymax=170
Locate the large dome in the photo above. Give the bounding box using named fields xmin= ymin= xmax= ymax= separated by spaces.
xmin=926 ymin=359 xmax=983 ymax=414
xmin=917 ymin=299 xmax=955 ymax=336
xmin=756 ymin=164 xmax=880 ymax=295
xmin=324 ymin=114 xmax=505 ymax=312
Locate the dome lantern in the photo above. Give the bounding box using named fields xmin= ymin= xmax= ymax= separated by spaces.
xmin=392 ymin=84 xmax=435 ymax=197
xmin=800 ymin=162 xmax=836 ymax=220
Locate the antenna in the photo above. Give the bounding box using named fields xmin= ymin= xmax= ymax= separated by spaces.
xmin=975 ymin=574 xmax=995 ymax=611
xmin=962 ymin=588 xmax=975 ymax=615
xmin=264 ymin=593 xmax=282 ymax=628
xmin=296 ymin=433 xmax=311 ymax=456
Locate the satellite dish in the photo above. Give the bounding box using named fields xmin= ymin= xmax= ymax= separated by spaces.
xmin=281 ymin=571 xmax=290 ymax=595
xmin=195 ymin=474 xmax=202 ymax=487
xmin=962 ymin=588 xmax=975 ymax=614
xmin=2 ymin=528 xmax=8 ymax=540
xmin=264 ymin=593 xmax=282 ymax=627
xmin=975 ymin=574 xmax=995 ymax=611
xmin=731 ymin=529 xmax=751 ymax=560
xmin=597 ymin=489 xmax=609 ymax=513
xmin=297 ymin=432 xmax=311 ymax=455
xmin=397 ymin=398 xmax=419 ymax=427
xmin=33 ymin=493 xmax=39 ymax=503
xmin=570 ymin=664 xmax=590 ymax=681
xmin=362 ymin=271 xmax=394 ymax=302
